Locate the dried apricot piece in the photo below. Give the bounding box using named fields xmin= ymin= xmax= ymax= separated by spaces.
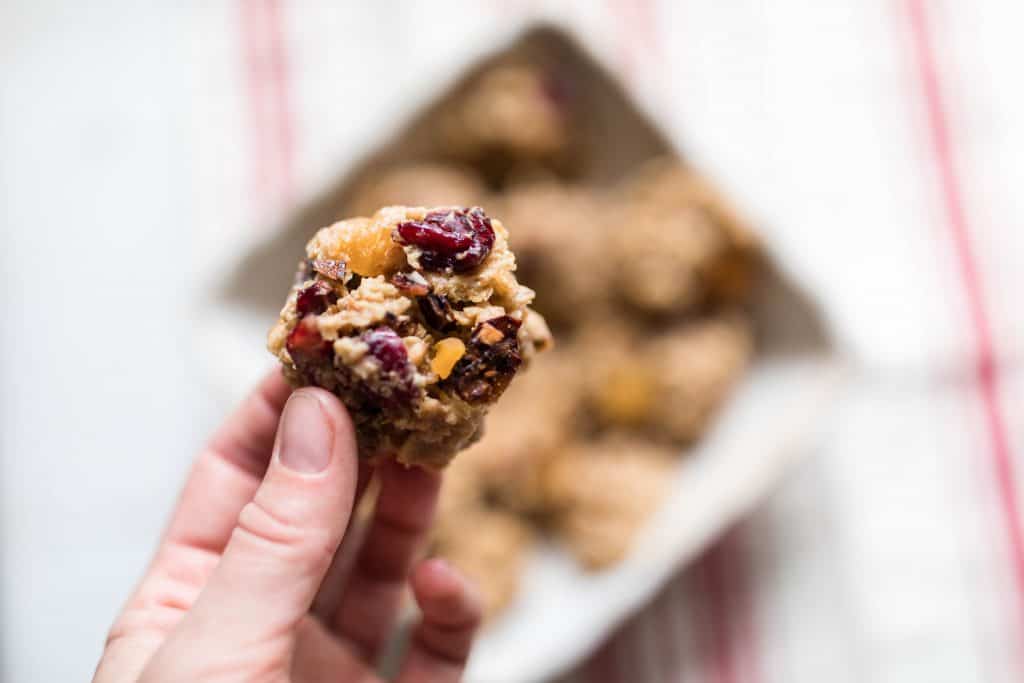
xmin=431 ymin=338 xmax=467 ymax=379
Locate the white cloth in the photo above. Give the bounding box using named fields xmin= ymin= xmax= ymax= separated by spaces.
xmin=2 ymin=1 xmax=1023 ymax=681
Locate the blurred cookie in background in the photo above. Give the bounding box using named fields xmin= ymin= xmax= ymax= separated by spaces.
xmin=609 ymin=193 xmax=727 ymax=317
xmin=542 ymin=436 xmax=676 ymax=569
xmin=582 ymin=314 xmax=753 ymax=444
xmin=430 ymin=505 xmax=535 ymax=620
xmin=344 ymin=162 xmax=486 ymax=218
xmin=455 ymin=350 xmax=583 ymax=516
xmin=572 ymin=322 xmax=658 ymax=434
xmin=494 ymin=182 xmax=611 ymax=330
xmin=619 ymin=157 xmax=762 ymax=308
xmin=436 ymin=64 xmax=576 ymax=183
xmin=644 ymin=313 xmax=753 ymax=444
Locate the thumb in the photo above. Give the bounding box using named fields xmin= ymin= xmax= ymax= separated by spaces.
xmin=175 ymin=387 xmax=358 ymax=646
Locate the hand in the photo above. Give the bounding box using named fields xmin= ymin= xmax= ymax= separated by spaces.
xmin=93 ymin=370 xmax=481 ymax=683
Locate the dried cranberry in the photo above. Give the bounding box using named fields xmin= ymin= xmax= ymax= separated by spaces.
xmin=362 ymin=327 xmax=406 ymax=372
xmin=296 ymin=280 xmax=337 ymax=317
xmin=391 ymin=271 xmax=430 ymax=297
xmin=286 ymin=315 xmax=332 ymax=362
xmin=311 ymin=259 xmax=346 ymax=281
xmin=417 ymin=293 xmax=457 ymax=332
xmin=359 ymin=327 xmax=417 ymax=407
xmin=446 ymin=316 xmax=522 ymax=404
xmin=393 ymin=207 xmax=495 ymax=273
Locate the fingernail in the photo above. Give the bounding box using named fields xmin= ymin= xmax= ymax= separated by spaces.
xmin=276 ymin=390 xmax=333 ymax=473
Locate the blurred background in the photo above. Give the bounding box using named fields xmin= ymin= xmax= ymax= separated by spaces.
xmin=3 ymin=1 xmax=1024 ymax=681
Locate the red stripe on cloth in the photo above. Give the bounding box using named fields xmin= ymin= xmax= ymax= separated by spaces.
xmin=607 ymin=0 xmax=637 ymax=83
xmin=654 ymin=578 xmax=686 ymax=682
xmin=265 ymin=0 xmax=295 ymax=205
xmin=581 ymin=579 xmax=686 ymax=683
xmin=694 ymin=529 xmax=754 ymax=683
xmin=694 ymin=546 xmax=730 ymax=683
xmin=608 ymin=0 xmax=662 ymax=84
xmin=584 ymin=621 xmax=625 ymax=683
xmin=239 ymin=0 xmax=295 ymax=210
xmin=903 ymin=0 xmax=1024 ymax=660
xmin=633 ymin=0 xmax=664 ymax=64
xmin=240 ymin=0 xmax=272 ymax=205
xmin=487 ymin=0 xmax=536 ymax=14
xmin=731 ymin=530 xmax=758 ymax=683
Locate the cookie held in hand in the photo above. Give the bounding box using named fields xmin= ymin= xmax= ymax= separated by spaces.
xmin=268 ymin=206 xmax=551 ymax=469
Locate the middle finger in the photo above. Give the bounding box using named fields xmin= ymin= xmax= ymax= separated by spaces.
xmin=327 ymin=459 xmax=441 ymax=661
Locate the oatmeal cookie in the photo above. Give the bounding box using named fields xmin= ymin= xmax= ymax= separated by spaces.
xmin=644 ymin=314 xmax=753 ymax=443
xmin=434 ymin=445 xmax=484 ymax=523
xmin=451 ymin=350 xmax=583 ymax=514
xmin=609 ymin=200 xmax=727 ymax=316
xmin=268 ymin=206 xmax=551 ymax=468
xmin=430 ymin=506 xmax=534 ymax=619
xmin=582 ymin=314 xmax=753 ymax=444
xmin=616 ymin=157 xmax=762 ymax=311
xmin=437 ymin=65 xmax=572 ymax=179
xmin=494 ymin=182 xmax=610 ymax=329
xmin=571 ymin=323 xmax=657 ymax=433
xmin=543 ymin=436 xmax=676 ymax=569
xmin=345 ymin=163 xmax=485 ymax=219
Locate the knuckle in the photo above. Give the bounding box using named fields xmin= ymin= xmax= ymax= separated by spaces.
xmin=234 ymin=499 xmax=334 ymax=567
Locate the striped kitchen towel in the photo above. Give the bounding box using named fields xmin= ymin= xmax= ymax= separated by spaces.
xmin=191 ymin=1 xmax=1024 ymax=681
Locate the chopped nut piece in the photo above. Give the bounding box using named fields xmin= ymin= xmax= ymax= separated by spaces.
xmin=431 ymin=338 xmax=467 ymax=379
xmin=311 ymin=259 xmax=347 ymax=281
xmin=391 ymin=271 xmax=430 ymax=297
xmin=476 ymin=322 xmax=505 ymax=345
